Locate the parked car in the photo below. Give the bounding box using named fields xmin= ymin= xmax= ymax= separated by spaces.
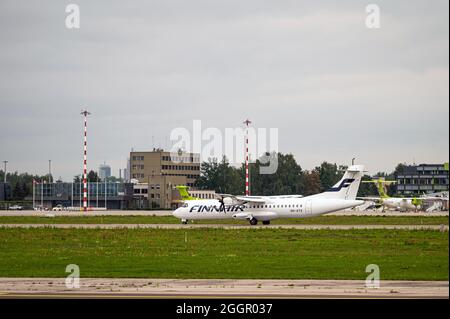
xmin=34 ymin=205 xmax=49 ymax=211
xmin=52 ymin=205 xmax=64 ymax=211
xmin=9 ymin=205 xmax=23 ymax=210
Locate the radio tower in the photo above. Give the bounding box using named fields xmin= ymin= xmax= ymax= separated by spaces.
xmin=81 ymin=110 xmax=91 ymax=212
xmin=243 ymin=119 xmax=252 ymax=196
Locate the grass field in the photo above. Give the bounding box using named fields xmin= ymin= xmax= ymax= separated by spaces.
xmin=0 ymin=215 xmax=447 ymax=225
xmin=0 ymin=227 xmax=447 ymax=280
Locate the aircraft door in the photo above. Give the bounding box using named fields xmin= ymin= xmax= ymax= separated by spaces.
xmin=305 ymin=199 xmax=312 ymax=214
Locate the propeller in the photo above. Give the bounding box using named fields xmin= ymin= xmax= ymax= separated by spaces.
xmin=218 ymin=196 xmax=226 ymax=213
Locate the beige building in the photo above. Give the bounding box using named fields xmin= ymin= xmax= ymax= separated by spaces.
xmin=130 ymin=150 xmax=202 ymax=209
xmin=130 ymin=150 xmax=201 ymax=187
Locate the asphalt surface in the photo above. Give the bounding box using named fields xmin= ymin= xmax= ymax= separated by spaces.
xmin=0 ymin=223 xmax=448 ymax=230
xmin=0 ymin=278 xmax=447 ymax=299
xmin=0 ymin=210 xmax=173 ymax=216
xmin=0 ymin=209 xmax=448 ymax=217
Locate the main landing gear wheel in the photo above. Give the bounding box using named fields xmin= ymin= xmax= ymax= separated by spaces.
xmin=262 ymin=220 xmax=271 ymax=225
xmin=249 ymin=218 xmax=258 ymax=226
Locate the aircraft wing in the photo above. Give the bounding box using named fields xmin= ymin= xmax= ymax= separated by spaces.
xmin=234 ymin=196 xmax=267 ymax=203
xmin=215 ymin=194 xmax=267 ymax=204
xmin=357 ymin=196 xmax=382 ymax=202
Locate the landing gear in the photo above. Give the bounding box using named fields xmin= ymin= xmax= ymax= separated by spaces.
xmin=262 ymin=220 xmax=271 ymax=225
xmin=249 ymin=218 xmax=258 ymax=226
xmin=181 ymin=219 xmax=188 ymax=225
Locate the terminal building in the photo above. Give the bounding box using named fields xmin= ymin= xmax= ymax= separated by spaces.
xmin=396 ymin=163 xmax=449 ymax=196
xmin=130 ymin=149 xmax=201 ymax=187
xmin=129 ymin=149 xmax=203 ymax=209
xmin=32 ymin=181 xmax=134 ymax=210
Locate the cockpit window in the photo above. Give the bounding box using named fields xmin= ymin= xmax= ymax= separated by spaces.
xmin=182 ymin=203 xmax=188 ymax=208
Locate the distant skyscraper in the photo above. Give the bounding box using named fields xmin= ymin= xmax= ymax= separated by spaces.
xmin=124 ymin=157 xmax=131 ymax=182
xmin=99 ymin=163 xmax=111 ymax=180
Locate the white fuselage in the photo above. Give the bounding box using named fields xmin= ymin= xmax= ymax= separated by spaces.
xmin=173 ymin=196 xmax=364 ymax=221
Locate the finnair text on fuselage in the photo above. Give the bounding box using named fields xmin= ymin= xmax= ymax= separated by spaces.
xmin=189 ymin=204 xmax=246 ymax=213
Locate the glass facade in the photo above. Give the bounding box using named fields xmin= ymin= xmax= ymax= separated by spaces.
xmin=33 ymin=182 xmax=133 ymax=209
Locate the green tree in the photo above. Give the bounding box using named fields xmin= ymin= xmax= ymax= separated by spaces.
xmin=87 ymin=170 xmax=100 ymax=182
xmin=249 ymin=153 xmax=304 ymax=196
xmin=357 ymin=175 xmax=379 ymax=197
xmin=314 ymin=162 xmax=344 ymax=191
xmin=393 ymin=163 xmax=407 ymax=176
xmin=195 ymin=156 xmax=243 ymax=194
xmin=303 ymin=170 xmax=321 ymax=195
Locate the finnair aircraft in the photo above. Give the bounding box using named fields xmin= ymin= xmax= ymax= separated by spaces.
xmin=173 ymin=165 xmax=365 ymax=225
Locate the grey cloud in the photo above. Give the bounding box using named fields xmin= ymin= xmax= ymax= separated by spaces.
xmin=0 ymin=0 xmax=448 ymax=179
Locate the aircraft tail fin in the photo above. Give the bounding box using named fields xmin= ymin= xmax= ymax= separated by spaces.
xmin=175 ymin=185 xmax=198 ymax=201
xmin=313 ymin=165 xmax=364 ymax=200
xmin=375 ymin=180 xmax=390 ymax=199
xmin=362 ymin=178 xmax=394 ymax=199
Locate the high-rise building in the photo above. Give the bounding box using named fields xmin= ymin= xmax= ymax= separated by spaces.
xmin=123 ymin=157 xmax=131 ymax=182
xmin=98 ymin=163 xmax=111 ymax=181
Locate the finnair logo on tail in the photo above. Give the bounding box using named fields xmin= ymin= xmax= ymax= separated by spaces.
xmin=327 ymin=179 xmax=355 ymax=192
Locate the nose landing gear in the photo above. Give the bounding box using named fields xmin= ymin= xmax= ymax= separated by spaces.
xmin=181 ymin=219 xmax=188 ymax=225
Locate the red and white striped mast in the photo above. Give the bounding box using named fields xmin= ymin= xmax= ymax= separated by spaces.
xmin=243 ymin=119 xmax=251 ymax=196
xmin=81 ymin=110 xmax=91 ymax=212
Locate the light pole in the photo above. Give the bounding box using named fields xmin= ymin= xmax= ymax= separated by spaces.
xmin=2 ymin=161 xmax=7 ymax=183
xmin=48 ymin=160 xmax=52 ymax=184
xmin=243 ymin=119 xmax=251 ymax=196
xmin=104 ymin=177 xmax=107 ymax=209
xmin=80 ymin=110 xmax=91 ymax=212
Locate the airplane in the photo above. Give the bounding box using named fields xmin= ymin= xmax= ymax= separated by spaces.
xmin=173 ymin=165 xmax=365 ymax=225
xmin=359 ymin=179 xmax=448 ymax=211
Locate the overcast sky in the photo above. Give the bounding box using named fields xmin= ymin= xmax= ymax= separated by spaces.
xmin=0 ymin=0 xmax=448 ymax=181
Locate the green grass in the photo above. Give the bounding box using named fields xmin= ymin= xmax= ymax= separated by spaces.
xmin=0 ymin=228 xmax=447 ymax=280
xmin=0 ymin=215 xmax=447 ymax=225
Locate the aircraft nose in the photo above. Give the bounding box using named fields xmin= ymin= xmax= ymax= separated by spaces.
xmin=173 ymin=208 xmax=181 ymax=218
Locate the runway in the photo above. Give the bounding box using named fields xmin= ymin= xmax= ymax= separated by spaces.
xmin=0 ymin=209 xmax=448 ymax=217
xmin=0 ymin=223 xmax=448 ymax=230
xmin=0 ymin=210 xmax=173 ymax=217
xmin=0 ymin=278 xmax=447 ymax=299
